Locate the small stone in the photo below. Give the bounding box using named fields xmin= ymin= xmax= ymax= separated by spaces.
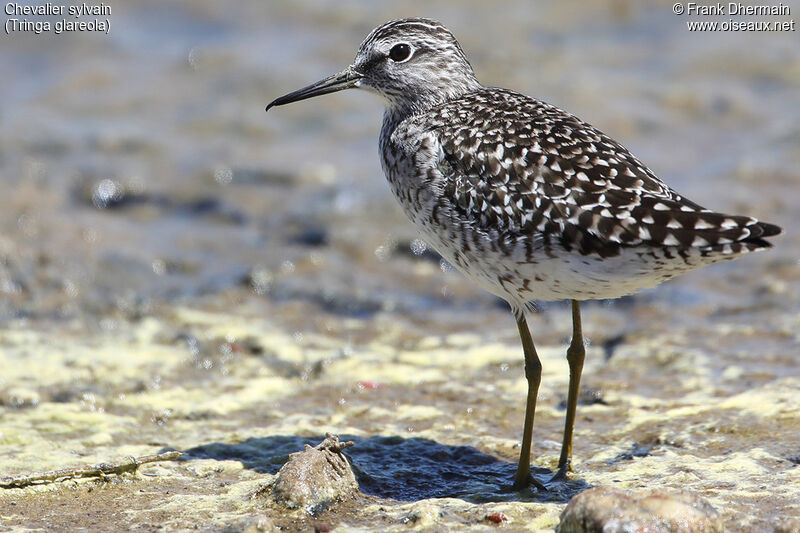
xmin=402 ymin=502 xmax=441 ymax=527
xmin=485 ymin=511 xmax=508 ymax=524
xmin=236 ymin=513 xmax=277 ymax=533
xmin=1 ymin=387 xmax=40 ymax=409
xmin=773 ymin=519 xmax=800 ymax=533
xmin=559 ymin=486 xmax=724 ymax=533
xmin=272 ymin=433 xmax=357 ymax=514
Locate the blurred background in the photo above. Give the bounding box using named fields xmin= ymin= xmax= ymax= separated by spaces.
xmin=1 ymin=0 xmax=797 ymax=333
xmin=1 ymin=1 xmax=798 ymax=528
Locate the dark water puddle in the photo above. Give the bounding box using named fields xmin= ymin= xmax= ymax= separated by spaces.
xmin=182 ymin=434 xmax=588 ymax=504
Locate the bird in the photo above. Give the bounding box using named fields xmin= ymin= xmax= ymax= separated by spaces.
xmin=265 ymin=18 xmax=781 ymax=490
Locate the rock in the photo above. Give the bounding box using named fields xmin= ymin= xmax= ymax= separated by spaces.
xmin=401 ymin=502 xmax=442 ymax=527
xmin=485 ymin=511 xmax=509 ymax=524
xmin=1 ymin=387 xmax=40 ymax=409
xmin=558 ymin=486 xmax=724 ymax=533
xmin=773 ymin=520 xmax=800 ymax=533
xmin=272 ymin=433 xmax=358 ymax=514
xmin=233 ymin=513 xmax=277 ymax=533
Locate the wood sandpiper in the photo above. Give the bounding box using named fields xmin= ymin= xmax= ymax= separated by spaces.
xmin=266 ymin=18 xmax=781 ymax=490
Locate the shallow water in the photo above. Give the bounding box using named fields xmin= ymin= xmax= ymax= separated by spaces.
xmin=1 ymin=1 xmax=799 ymax=531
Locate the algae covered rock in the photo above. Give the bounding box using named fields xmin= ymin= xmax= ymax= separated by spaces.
xmin=559 ymin=486 xmax=724 ymax=533
xmin=272 ymin=433 xmax=358 ymax=514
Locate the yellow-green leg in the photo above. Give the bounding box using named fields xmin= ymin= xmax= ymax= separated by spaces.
xmin=553 ymin=300 xmax=586 ymax=480
xmin=512 ymin=314 xmax=546 ymax=490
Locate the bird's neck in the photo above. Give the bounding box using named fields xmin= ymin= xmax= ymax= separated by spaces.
xmin=383 ymin=79 xmax=483 ymax=122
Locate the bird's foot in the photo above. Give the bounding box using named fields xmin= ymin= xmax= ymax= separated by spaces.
xmin=513 ymin=472 xmax=548 ymax=492
xmin=549 ymin=460 xmax=572 ymax=483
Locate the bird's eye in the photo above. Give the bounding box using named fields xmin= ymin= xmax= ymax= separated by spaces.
xmin=388 ymin=43 xmax=412 ymax=62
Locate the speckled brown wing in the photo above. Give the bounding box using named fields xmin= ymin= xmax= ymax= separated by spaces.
xmin=429 ymin=88 xmax=779 ymax=258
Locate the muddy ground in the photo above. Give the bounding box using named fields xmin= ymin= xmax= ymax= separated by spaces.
xmin=1 ymin=0 xmax=798 ymax=531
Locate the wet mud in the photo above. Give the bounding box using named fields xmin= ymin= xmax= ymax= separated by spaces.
xmin=1 ymin=1 xmax=798 ymax=531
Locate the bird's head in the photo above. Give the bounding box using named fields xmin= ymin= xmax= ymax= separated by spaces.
xmin=266 ymin=18 xmax=480 ymax=114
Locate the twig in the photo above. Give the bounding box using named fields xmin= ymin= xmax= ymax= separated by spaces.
xmin=0 ymin=451 xmax=184 ymax=489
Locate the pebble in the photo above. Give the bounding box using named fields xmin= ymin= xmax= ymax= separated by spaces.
xmin=1 ymin=387 xmax=40 ymax=409
xmin=272 ymin=433 xmax=358 ymax=514
xmin=558 ymin=486 xmax=724 ymax=533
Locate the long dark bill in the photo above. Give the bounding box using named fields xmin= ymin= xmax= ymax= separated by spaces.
xmin=266 ymin=67 xmax=363 ymax=112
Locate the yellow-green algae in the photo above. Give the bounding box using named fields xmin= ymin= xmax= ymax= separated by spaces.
xmin=0 ymin=301 xmax=798 ymax=532
xmin=1 ymin=1 xmax=797 ymax=530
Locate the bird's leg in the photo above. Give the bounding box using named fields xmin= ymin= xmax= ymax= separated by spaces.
xmin=512 ymin=313 xmax=546 ymax=491
xmin=552 ymin=299 xmax=586 ymax=481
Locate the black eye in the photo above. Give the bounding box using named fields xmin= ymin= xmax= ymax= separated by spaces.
xmin=389 ymin=43 xmax=412 ymax=62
